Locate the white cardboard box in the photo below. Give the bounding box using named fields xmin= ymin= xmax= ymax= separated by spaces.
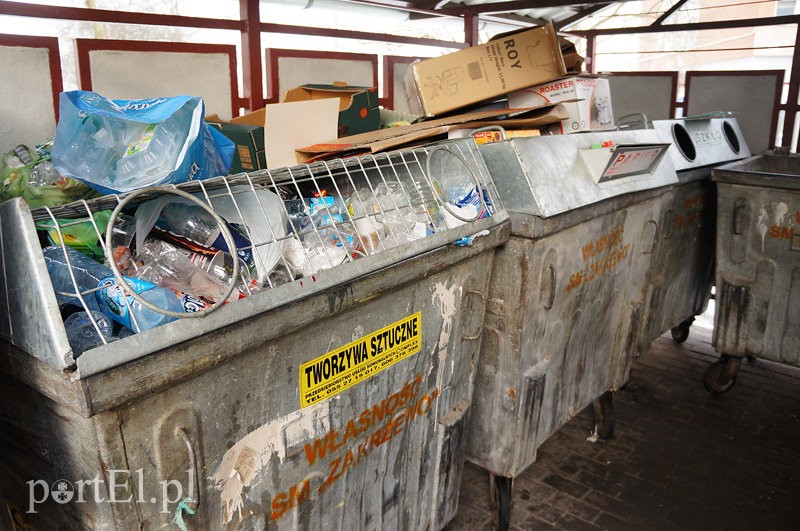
xmin=508 ymin=75 xmax=614 ymax=134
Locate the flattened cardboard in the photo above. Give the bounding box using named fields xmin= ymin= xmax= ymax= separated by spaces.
xmin=264 ymin=99 xmax=340 ymax=169
xmin=296 ymin=103 xmax=565 ymax=161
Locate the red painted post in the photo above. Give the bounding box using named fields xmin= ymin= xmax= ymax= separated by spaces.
xmin=781 ymin=24 xmax=800 ymax=150
xmin=586 ymin=31 xmax=596 ymax=74
xmin=464 ymin=13 xmax=479 ymax=47
xmin=240 ymin=0 xmax=263 ymax=113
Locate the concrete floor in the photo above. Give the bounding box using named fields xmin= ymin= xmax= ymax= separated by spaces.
xmin=447 ymin=305 xmax=800 ymax=530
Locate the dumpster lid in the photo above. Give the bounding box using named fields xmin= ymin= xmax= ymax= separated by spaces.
xmin=652 ymin=117 xmax=750 ymax=172
xmin=712 ymin=153 xmax=800 ymax=191
xmin=479 ymin=129 xmax=678 ymax=218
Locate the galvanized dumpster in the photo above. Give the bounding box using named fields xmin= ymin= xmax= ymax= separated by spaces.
xmin=0 ymin=139 xmax=509 ymax=529
xmin=706 ymin=151 xmax=800 ymax=392
xmin=466 ymin=130 xmax=677 ymax=528
xmin=638 ymin=116 xmax=750 ymax=347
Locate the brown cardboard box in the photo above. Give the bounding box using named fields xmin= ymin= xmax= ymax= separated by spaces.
xmin=404 ymin=22 xmax=566 ymax=117
xmin=207 ymin=109 xmax=267 ymax=173
xmin=282 ymin=82 xmax=380 ymax=136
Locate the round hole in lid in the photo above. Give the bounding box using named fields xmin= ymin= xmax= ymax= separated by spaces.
xmin=722 ymin=121 xmax=741 ymax=154
xmin=672 ymin=123 xmax=696 ymax=161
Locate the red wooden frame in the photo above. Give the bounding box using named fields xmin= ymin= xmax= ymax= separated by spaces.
xmin=0 ymin=33 xmax=63 ymax=118
xmin=685 ymin=69 xmax=784 ymax=148
xmin=265 ymin=48 xmax=379 ymax=103
xmin=75 ymin=39 xmax=242 ymax=117
xmin=382 ymin=55 xmax=422 ymax=109
xmin=607 ymin=71 xmax=679 ymax=118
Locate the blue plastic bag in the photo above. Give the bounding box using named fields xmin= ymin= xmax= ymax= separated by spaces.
xmin=52 ymin=91 xmax=234 ymax=195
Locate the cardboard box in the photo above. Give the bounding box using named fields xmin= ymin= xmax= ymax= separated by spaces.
xmin=404 ymin=22 xmax=566 ymax=117
xmin=207 ymin=109 xmax=266 ymax=173
xmin=508 ymin=75 xmax=614 ymax=134
xmin=282 ymin=82 xmax=380 ymax=137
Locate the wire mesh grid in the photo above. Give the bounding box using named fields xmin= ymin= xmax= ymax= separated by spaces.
xmin=29 ymin=139 xmax=502 ymax=359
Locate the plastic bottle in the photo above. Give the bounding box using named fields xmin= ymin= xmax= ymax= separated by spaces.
xmin=404 ymin=177 xmax=446 ymax=235
xmin=158 ymin=203 xmax=255 ymax=269
xmin=134 ymin=239 xmax=234 ymax=303
xmin=43 ymin=245 xmax=182 ymax=332
xmin=64 ymin=310 xmax=114 ymax=358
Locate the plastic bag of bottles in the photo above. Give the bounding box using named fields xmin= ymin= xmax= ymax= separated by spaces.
xmin=0 ymin=143 xmax=97 ymax=209
xmin=51 ymin=91 xmax=235 ymax=194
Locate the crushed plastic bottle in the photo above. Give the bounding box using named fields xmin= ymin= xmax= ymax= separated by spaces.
xmin=64 ymin=310 xmax=114 ymax=358
xmin=43 ymin=245 xmax=183 ymax=332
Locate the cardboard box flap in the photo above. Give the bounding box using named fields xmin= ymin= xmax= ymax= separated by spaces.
xmin=282 ymin=83 xmax=378 ymax=112
xmin=454 ymin=103 xmax=569 ymax=129
xmin=207 ymin=108 xmax=267 ymax=127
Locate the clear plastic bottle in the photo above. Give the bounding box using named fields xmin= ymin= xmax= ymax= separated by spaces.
xmin=134 ymin=239 xmax=233 ymax=303
xmin=64 ymin=310 xmax=114 ymax=357
xmin=159 ymin=203 xmax=221 ymax=246
xmin=43 ymin=245 xmax=183 ymax=332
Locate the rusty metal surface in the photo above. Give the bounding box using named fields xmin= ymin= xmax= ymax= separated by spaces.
xmin=637 ymin=178 xmax=716 ymax=349
xmin=468 ymin=132 xmax=671 ymax=479
xmin=712 ymin=153 xmax=800 ymax=366
xmin=0 ymin=247 xmax=499 ymax=529
xmin=468 ymin=198 xmax=662 ymax=478
xmin=639 ymin=117 xmax=750 ymax=354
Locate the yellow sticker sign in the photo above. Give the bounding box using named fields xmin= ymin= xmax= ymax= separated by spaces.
xmin=299 ymin=312 xmax=422 ymax=408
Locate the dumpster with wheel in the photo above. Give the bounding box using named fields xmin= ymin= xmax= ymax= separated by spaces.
xmin=0 ymin=139 xmax=509 ymax=529
xmin=466 ymin=129 xmax=677 ymax=529
xmin=706 ymin=151 xmax=800 ymax=393
xmin=638 ymin=116 xmax=750 ymax=349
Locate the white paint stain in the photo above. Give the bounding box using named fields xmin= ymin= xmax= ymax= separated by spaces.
xmin=211 ymin=402 xmax=330 ymax=524
xmin=352 ymin=325 xmax=365 ymax=342
xmin=756 ymin=207 xmax=769 ymax=254
xmin=431 ymin=280 xmax=461 ymax=399
xmin=774 ymin=202 xmax=789 ymax=225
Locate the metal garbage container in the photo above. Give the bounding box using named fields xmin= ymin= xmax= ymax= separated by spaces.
xmin=466 ymin=129 xmax=677 ymax=528
xmin=0 ymin=139 xmax=509 ymax=529
xmin=705 ymin=151 xmax=800 ymax=392
xmin=638 ymin=116 xmax=750 ymax=347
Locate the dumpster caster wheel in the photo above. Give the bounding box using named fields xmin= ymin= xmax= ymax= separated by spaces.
xmin=703 ymin=357 xmax=741 ymax=394
xmin=489 ymin=474 xmax=512 ymax=531
xmin=592 ymin=391 xmax=615 ymax=439
xmin=670 ymin=319 xmax=693 ymax=343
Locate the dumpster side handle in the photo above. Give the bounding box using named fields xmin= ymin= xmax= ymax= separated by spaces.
xmin=175 ymin=425 xmax=200 ymax=511
xmin=462 ymin=289 xmax=487 ymax=341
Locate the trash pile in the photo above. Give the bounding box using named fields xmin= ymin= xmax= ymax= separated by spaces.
xmin=36 ymin=145 xmax=494 ymax=358
xmin=1 ymin=21 xmax=596 ymax=360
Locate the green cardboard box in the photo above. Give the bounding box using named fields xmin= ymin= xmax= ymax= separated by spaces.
xmin=207 ymin=109 xmax=266 ymax=174
xmin=282 ymin=82 xmax=380 ymax=137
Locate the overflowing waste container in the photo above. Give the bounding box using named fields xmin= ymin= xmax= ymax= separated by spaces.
xmin=0 ymin=139 xmax=509 ymax=529
xmin=706 ymin=151 xmax=800 ymax=392
xmin=465 ymin=128 xmax=677 ymax=528
xmin=638 ymin=116 xmax=750 ymax=348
